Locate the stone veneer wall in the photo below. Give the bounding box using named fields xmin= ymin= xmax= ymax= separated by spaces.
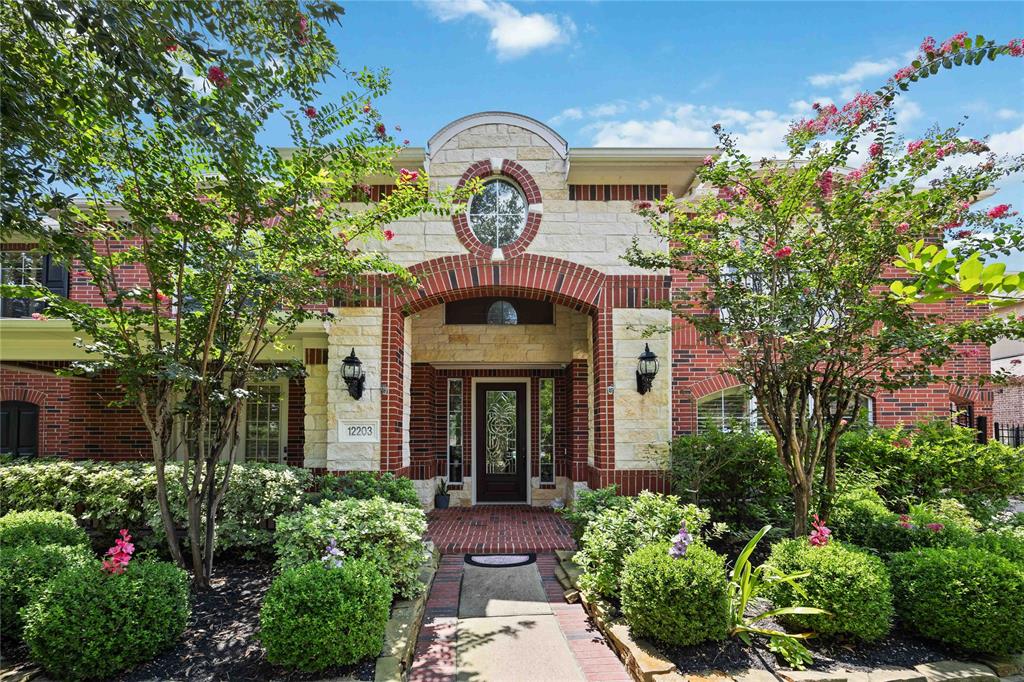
xmin=325 ymin=307 xmax=383 ymax=471
xmin=303 ymin=363 xmax=328 ymax=468
xmin=612 ymin=308 xmax=672 ymax=470
xmin=350 ymin=123 xmax=663 ymax=275
xmin=409 ymin=303 xmax=589 ymax=364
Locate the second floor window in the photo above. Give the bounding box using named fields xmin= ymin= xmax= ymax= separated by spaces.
xmin=0 ymin=249 xmax=68 ymax=318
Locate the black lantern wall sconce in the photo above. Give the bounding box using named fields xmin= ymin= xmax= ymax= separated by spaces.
xmin=636 ymin=343 xmax=659 ymax=395
xmin=342 ymin=348 xmax=365 ymax=400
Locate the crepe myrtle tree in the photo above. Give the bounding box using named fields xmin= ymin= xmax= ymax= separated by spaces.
xmin=626 ymin=32 xmax=1024 ymax=537
xmin=1 ymin=2 xmax=476 ymax=588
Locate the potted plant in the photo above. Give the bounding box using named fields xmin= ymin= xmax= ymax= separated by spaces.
xmin=434 ymin=479 xmax=450 ymax=509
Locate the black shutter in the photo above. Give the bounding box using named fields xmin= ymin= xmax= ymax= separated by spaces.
xmin=0 ymin=401 xmax=39 ymax=457
xmin=43 ymin=255 xmax=68 ymax=297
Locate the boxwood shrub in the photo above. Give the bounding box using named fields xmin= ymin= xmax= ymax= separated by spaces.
xmin=557 ymin=485 xmax=629 ymax=542
xmin=260 ymin=559 xmax=392 ymax=671
xmin=619 ymin=542 xmax=729 ymax=646
xmin=765 ymin=539 xmax=894 ymax=642
xmin=0 ymin=510 xmax=89 ymax=549
xmin=0 ymin=543 xmax=93 ymax=639
xmin=274 ymin=497 xmax=427 ymax=598
xmin=969 ymin=527 xmax=1024 ymax=564
xmin=829 ymin=488 xmax=975 ymax=553
xmin=22 ymin=560 xmax=191 ymax=681
xmin=890 ymin=547 xmax=1024 ymax=655
xmin=575 ymin=491 xmax=710 ymax=599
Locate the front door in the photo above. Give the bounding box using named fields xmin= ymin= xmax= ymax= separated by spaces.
xmin=475 ymin=382 xmax=527 ymax=503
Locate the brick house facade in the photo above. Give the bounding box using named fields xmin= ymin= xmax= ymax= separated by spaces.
xmin=0 ymin=112 xmax=997 ymax=505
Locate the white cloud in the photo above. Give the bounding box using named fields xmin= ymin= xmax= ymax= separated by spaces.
xmin=582 ymin=100 xmax=809 ymax=160
xmin=549 ymin=107 xmax=583 ymax=125
xmin=996 ymin=108 xmax=1022 ymax=121
xmin=423 ymin=0 xmax=575 ymax=60
xmin=895 ymin=99 xmax=923 ymax=129
xmin=808 ymin=58 xmax=898 ymax=87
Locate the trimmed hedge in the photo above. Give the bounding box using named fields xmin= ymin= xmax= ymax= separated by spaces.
xmin=260 ymin=559 xmax=392 ymax=671
xmin=0 ymin=510 xmax=89 ymax=549
xmin=0 ymin=543 xmax=93 ymax=639
xmin=969 ymin=527 xmax=1024 ymax=565
xmin=22 ymin=560 xmax=191 ymax=681
xmin=558 ymin=485 xmax=629 ymax=542
xmin=313 ymin=471 xmax=420 ymax=507
xmin=765 ymin=539 xmax=894 ymax=642
xmin=576 ymin=491 xmax=710 ymax=599
xmin=274 ymin=497 xmax=427 ymax=599
xmin=890 ymin=547 xmax=1024 ymax=655
xmin=0 ymin=460 xmax=311 ymax=556
xmin=620 ymin=542 xmax=729 ymax=646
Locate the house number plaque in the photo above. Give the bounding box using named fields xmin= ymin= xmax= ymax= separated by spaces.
xmin=339 ymin=420 xmax=378 ymax=443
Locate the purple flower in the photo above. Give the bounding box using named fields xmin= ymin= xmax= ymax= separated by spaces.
xmin=668 ymin=521 xmax=692 ymax=559
xmin=321 ymin=538 xmax=345 ymax=568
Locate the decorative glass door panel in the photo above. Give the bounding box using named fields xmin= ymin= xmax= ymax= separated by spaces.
xmin=485 ymin=391 xmax=518 ymax=474
xmin=475 ymin=383 xmax=527 ymax=502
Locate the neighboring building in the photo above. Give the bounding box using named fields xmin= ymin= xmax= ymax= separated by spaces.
xmin=991 ymin=293 xmax=1024 ymax=445
xmin=0 ymin=112 xmax=995 ymax=505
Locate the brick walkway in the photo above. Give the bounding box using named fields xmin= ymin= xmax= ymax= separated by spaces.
xmin=426 ymin=505 xmax=576 ymax=554
xmin=409 ymin=553 xmax=629 ymax=682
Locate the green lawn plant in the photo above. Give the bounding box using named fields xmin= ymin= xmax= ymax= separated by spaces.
xmin=727 ymin=525 xmax=829 ymax=669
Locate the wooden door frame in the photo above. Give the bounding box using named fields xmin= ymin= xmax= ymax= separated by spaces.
xmin=471 ymin=377 xmax=531 ymax=505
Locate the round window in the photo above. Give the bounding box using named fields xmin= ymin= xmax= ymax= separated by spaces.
xmin=469 ymin=179 xmax=528 ymax=248
xmin=486 ymin=300 xmax=518 ymax=325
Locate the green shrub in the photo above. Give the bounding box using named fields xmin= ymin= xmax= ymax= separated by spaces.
xmin=576 ymin=491 xmax=710 ymax=599
xmin=0 ymin=460 xmax=310 ymax=556
xmin=0 ymin=543 xmax=93 ymax=639
xmin=669 ymin=428 xmax=791 ymax=528
xmin=836 ymin=422 xmax=1024 ymax=517
xmin=890 ymin=547 xmax=1024 ymax=655
xmin=313 ymin=471 xmax=420 ymax=507
xmin=274 ymin=497 xmax=427 ymax=598
xmin=620 ymin=542 xmax=729 ymax=646
xmin=0 ymin=510 xmax=89 ymax=549
xmin=969 ymin=527 xmax=1024 ymax=565
xmin=829 ymin=488 xmax=974 ymax=553
xmin=765 ymin=539 xmax=893 ymax=642
xmin=146 ymin=462 xmax=311 ymax=557
xmin=22 ymin=560 xmax=191 ymax=681
xmin=558 ymin=485 xmax=629 ymax=542
xmin=260 ymin=559 xmax=391 ymax=671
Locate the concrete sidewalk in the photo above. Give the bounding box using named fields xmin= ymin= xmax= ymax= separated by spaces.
xmin=408 ymin=554 xmax=629 ymax=682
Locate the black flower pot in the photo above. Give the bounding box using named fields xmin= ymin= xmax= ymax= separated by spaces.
xmin=434 ymin=494 xmax=450 ymax=509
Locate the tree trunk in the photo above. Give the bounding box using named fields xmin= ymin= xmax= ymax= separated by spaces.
xmin=792 ymin=478 xmax=812 ymax=537
xmin=187 ymin=483 xmax=208 ymax=590
xmin=819 ymin=449 xmax=838 ymax=524
xmin=153 ymin=454 xmax=185 ymax=568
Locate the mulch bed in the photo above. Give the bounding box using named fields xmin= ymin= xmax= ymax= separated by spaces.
xmin=115 ymin=560 xmax=375 ymax=682
xmin=665 ymin=626 xmax=959 ymax=675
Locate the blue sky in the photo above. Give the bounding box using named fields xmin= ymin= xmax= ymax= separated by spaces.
xmin=285 ymin=1 xmax=1024 ymax=269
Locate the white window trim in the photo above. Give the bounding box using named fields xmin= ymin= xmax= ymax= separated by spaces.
xmin=697 ymin=387 xmax=874 ymax=433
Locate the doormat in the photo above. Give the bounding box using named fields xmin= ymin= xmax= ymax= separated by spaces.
xmin=464 ymin=553 xmax=536 ymax=568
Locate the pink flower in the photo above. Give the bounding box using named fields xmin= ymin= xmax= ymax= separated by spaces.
xmin=634 ymin=200 xmax=652 ymax=211
xmin=954 ymin=229 xmax=974 ymax=239
xmin=1010 ymin=358 xmax=1022 ymax=366
xmin=398 ymin=168 xmax=419 ymax=184
xmin=987 ymin=203 xmax=1014 ymax=219
xmin=921 ymin=36 xmax=937 ymax=53
xmin=893 ymin=65 xmax=916 ymax=81
xmin=394 ymin=125 xmax=402 ymax=132
xmin=375 ymin=123 xmax=386 ymax=139
xmin=403 ymin=139 xmax=410 ymax=146
xmin=155 ymin=292 xmax=170 ymax=304
xmin=383 ymin=229 xmax=395 ymax=241
xmin=729 ymin=239 xmax=741 ymax=250
xmin=926 ymin=523 xmax=945 ymax=533
xmin=898 ymin=514 xmax=915 ymax=530
xmin=907 ymin=140 xmax=925 ymax=155
xmin=935 ymin=142 xmax=956 ymax=160
xmin=809 ymin=514 xmax=831 ymax=547
xmin=895 ymin=437 xmax=912 ymax=449
xmin=304 ymin=106 xmax=317 ymax=118
xmin=773 ymin=246 xmax=793 ymax=259
xmin=30 ymin=312 xmax=48 ymax=321
xmin=164 ymin=43 xmax=178 ymax=53
xmin=896 ymin=222 xmax=910 ymax=234
xmin=944 ymin=219 xmax=964 ymax=230
xmin=714 ymin=211 xmax=728 ymax=223
xmin=816 ymin=170 xmax=834 ymax=198
xmin=167 ymin=212 xmax=181 ymax=222
xmin=869 ymin=142 xmax=883 ymax=158
xmin=206 ymin=66 xmax=230 ymax=89
xmin=102 ymin=530 xmax=135 ymax=575
xmin=363 ymin=102 xmax=372 ymax=114
xmin=959 ymin=201 xmax=971 ymax=212
xmin=1008 ymin=39 xmax=1023 ymax=57
xmin=702 ymin=155 xmax=715 ymax=167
